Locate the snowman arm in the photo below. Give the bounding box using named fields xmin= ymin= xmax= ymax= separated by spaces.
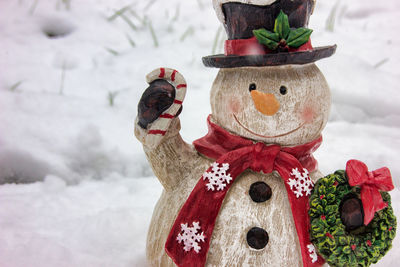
xmin=135 ymin=68 xmax=202 ymax=190
xmin=137 ymin=119 xmax=202 ymax=190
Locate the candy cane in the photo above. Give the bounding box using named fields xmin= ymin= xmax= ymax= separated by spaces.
xmin=145 ymin=67 xmax=187 ymax=148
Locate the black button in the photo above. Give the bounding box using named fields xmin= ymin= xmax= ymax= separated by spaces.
xmin=247 ymin=227 xmax=269 ymax=250
xmin=249 ymin=182 xmax=272 ymax=203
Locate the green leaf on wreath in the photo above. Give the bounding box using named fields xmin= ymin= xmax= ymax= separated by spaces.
xmin=343 ymin=245 xmax=351 ymax=254
xmin=253 ymin=29 xmax=280 ymax=50
xmin=327 ymin=176 xmax=335 ymax=186
xmin=311 ymin=219 xmax=324 ymax=233
xmin=286 ymin=28 xmax=313 ymax=48
xmin=380 ymin=230 xmax=387 ymax=240
xmin=318 ymin=185 xmax=326 ymax=195
xmin=326 ymin=193 xmax=335 ymax=203
xmin=370 ymin=248 xmax=380 ymax=259
xmin=274 ymin=10 xmax=290 ymax=39
xmin=356 ymin=247 xmax=368 ymax=258
xmin=332 ymin=227 xmax=345 ymax=236
xmin=327 ymin=215 xmax=336 ymax=225
xmin=320 ymin=236 xmax=334 ymax=247
xmin=310 ymin=197 xmax=320 ymax=208
xmin=321 ymin=177 xmax=329 ymax=185
xmin=335 ymin=218 xmax=343 ymax=226
xmin=327 ymin=184 xmax=336 ymax=193
xmin=382 ymin=192 xmax=391 ymax=203
xmin=338 ymin=236 xmax=348 ymax=245
xmin=388 ymin=210 xmax=396 ymax=220
xmin=316 ymin=204 xmax=324 ymax=214
xmin=379 ymin=221 xmax=388 ymax=231
xmin=309 ymin=210 xmax=317 ymax=218
xmin=374 ymin=240 xmax=384 ymax=249
xmin=332 ymin=246 xmax=343 ymax=256
xmin=349 ymin=253 xmax=357 ymax=265
xmin=334 ymin=170 xmax=347 ymax=184
xmin=325 ymin=204 xmax=338 ymax=215
xmin=327 ymin=255 xmax=337 ymax=265
xmin=373 ymin=227 xmax=380 ymax=237
xmin=337 ymin=254 xmax=347 ymax=265
xmin=326 ymin=236 xmax=336 ymax=247
xmin=311 ymin=224 xmax=322 ymax=233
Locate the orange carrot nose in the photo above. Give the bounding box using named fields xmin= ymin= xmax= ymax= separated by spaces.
xmin=250 ymin=90 xmax=280 ymax=116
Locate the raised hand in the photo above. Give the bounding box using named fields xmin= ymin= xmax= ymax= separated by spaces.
xmin=138 ymin=79 xmax=177 ymax=129
xmin=135 ymin=68 xmax=187 ymax=149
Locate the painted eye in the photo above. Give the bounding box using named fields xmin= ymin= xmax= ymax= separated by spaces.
xmin=249 ymin=83 xmax=257 ymax=92
xmin=280 ymin=86 xmax=288 ymax=95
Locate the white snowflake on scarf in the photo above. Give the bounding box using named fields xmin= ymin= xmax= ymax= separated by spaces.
xmin=287 ymin=168 xmax=314 ymax=198
xmin=307 ymin=244 xmax=318 ymax=263
xmin=176 ymin=221 xmax=205 ymax=253
xmin=203 ymin=162 xmax=232 ymax=191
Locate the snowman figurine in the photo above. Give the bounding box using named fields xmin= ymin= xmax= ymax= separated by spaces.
xmin=135 ymin=1 xmax=395 ymax=267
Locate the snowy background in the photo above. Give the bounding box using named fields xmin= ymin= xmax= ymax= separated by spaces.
xmin=0 ymin=0 xmax=399 ymax=266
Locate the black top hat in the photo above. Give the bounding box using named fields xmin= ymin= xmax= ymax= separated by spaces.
xmin=203 ymin=0 xmax=337 ymax=68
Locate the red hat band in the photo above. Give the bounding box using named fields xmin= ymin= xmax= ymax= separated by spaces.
xmin=225 ymin=37 xmax=313 ymax=56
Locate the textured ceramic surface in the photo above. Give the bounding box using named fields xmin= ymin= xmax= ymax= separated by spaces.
xmin=135 ymin=63 xmax=331 ymax=266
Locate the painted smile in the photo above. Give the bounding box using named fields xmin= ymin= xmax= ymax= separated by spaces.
xmin=233 ymin=113 xmax=306 ymax=138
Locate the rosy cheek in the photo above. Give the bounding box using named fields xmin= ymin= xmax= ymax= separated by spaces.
xmin=229 ymin=98 xmax=241 ymax=114
xmin=300 ymin=106 xmax=316 ymax=124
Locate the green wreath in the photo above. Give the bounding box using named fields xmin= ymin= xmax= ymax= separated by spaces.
xmin=309 ymin=170 xmax=396 ymax=267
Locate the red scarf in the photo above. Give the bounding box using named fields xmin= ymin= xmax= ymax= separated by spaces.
xmin=165 ymin=115 xmax=325 ymax=267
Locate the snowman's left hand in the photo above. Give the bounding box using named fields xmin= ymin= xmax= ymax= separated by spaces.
xmin=135 ymin=68 xmax=187 ymax=149
xmin=137 ymin=79 xmax=181 ymax=129
xmin=340 ymin=196 xmax=364 ymax=231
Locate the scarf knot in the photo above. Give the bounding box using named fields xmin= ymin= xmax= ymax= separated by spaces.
xmin=249 ymin=143 xmax=280 ymax=173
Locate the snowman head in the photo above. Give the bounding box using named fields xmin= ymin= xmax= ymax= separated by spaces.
xmin=210 ymin=64 xmax=331 ymax=146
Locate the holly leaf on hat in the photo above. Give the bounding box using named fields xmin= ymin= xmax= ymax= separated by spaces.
xmin=253 ymin=29 xmax=280 ymax=50
xmin=274 ymin=10 xmax=290 ymax=40
xmin=287 ymin=28 xmax=313 ymax=48
xmin=253 ymin=10 xmax=313 ymax=51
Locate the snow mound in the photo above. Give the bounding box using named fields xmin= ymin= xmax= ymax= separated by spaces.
xmin=0 ymin=0 xmax=399 ymax=266
xmin=40 ymin=16 xmax=76 ymax=39
xmin=0 ymin=148 xmax=52 ymax=184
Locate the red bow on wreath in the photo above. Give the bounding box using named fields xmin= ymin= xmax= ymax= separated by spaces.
xmin=346 ymin=160 xmax=395 ymax=225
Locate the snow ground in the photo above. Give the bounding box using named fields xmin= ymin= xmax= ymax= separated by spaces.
xmin=0 ymin=0 xmax=399 ymax=266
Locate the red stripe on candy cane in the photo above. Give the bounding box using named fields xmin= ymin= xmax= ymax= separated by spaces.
xmin=159 ymin=68 xmax=166 ymax=78
xmin=159 ymin=114 xmax=175 ymax=119
xmin=148 ymin=130 xmax=167 ymax=136
xmin=174 ymin=100 xmax=183 ymax=105
xmin=177 ymin=84 xmax=187 ymax=89
xmin=171 ymin=70 xmax=177 ymax=81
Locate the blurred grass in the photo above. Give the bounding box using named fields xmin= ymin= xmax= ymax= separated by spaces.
xmin=148 ymin=20 xmax=159 ymax=47
xmin=212 ymin=26 xmax=223 ymax=54
xmin=326 ymin=0 xmax=341 ymax=32
xmin=10 ymin=81 xmax=23 ymax=92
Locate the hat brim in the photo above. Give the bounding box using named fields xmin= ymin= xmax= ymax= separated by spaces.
xmin=202 ymin=45 xmax=337 ymax=68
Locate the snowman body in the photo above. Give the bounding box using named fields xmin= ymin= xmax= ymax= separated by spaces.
xmin=136 ymin=64 xmax=331 ymax=266
xmin=146 ymin=169 xmax=304 ymax=266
